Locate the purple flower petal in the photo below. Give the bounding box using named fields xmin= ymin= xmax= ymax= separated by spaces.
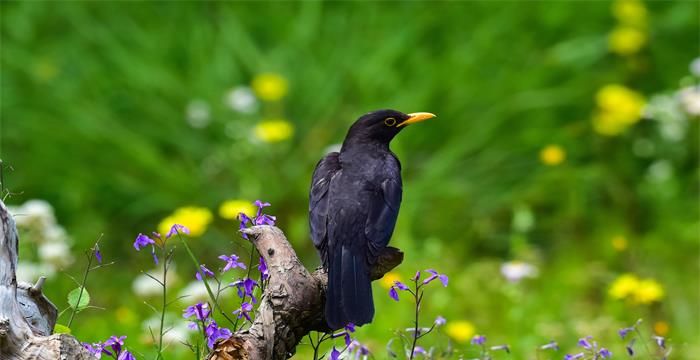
xmin=133 ymin=233 xmax=155 ymax=251
xmin=195 ymin=264 xmax=214 ymax=281
xmin=330 ymin=347 xmax=341 ymax=360
xmin=394 ymin=281 xmax=409 ymax=290
xmin=389 ymin=287 xmax=399 ymax=301
xmin=471 ymin=335 xmax=486 ymax=345
xmin=166 ymin=224 xmax=190 ymax=239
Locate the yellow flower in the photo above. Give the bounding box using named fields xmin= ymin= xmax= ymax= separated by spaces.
xmin=251 ymin=73 xmax=288 ymax=101
xmin=593 ymin=84 xmax=646 ymax=136
xmin=611 ymin=235 xmax=628 ymax=251
xmin=609 ymin=273 xmax=640 ymax=300
xmin=380 ymin=271 xmax=401 ymax=289
xmin=158 ymin=206 xmax=213 ymax=238
xmin=633 ymin=278 xmax=664 ymax=304
xmin=219 ymin=199 xmax=256 ymax=220
xmin=539 ymin=145 xmax=566 ymax=166
xmin=445 ymin=320 xmax=475 ymax=343
xmin=609 ymin=273 xmax=665 ymax=305
xmin=653 ymin=321 xmax=669 ymax=336
xmin=254 ymin=119 xmax=294 ymax=143
xmin=608 ymin=26 xmax=647 ymax=56
xmin=612 ymin=0 xmax=647 ymax=27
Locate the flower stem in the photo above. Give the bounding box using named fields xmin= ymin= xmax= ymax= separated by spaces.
xmin=634 ymin=328 xmax=654 ymax=360
xmin=156 ymin=246 xmax=168 ymax=360
xmin=179 ymin=235 xmax=236 ymax=326
xmin=409 ymin=280 xmax=421 ymax=360
xmin=66 ymin=251 xmax=93 ymax=328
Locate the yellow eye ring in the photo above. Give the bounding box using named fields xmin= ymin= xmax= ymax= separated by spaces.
xmin=384 ymin=117 xmax=397 ymax=126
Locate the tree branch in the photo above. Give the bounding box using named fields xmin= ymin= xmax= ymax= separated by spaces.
xmin=207 ymin=225 xmax=403 ymax=360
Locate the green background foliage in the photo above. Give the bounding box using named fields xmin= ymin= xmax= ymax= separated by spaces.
xmin=1 ymin=1 xmax=698 ymax=359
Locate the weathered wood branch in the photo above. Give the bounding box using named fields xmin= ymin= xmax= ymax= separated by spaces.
xmin=207 ymin=226 xmax=403 ymax=360
xmin=0 ymin=200 xmax=94 ymax=359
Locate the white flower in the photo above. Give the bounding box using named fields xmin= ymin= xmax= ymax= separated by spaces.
xmin=500 ymin=261 xmax=538 ymax=283
xmin=11 ymin=199 xmax=55 ymax=229
xmin=224 ymin=86 xmax=258 ymax=113
xmin=679 ymin=86 xmax=700 ymax=116
xmin=38 ymin=242 xmax=73 ymax=268
xmin=186 ymin=99 xmax=211 ymax=128
xmin=647 ymin=160 xmax=673 ymax=183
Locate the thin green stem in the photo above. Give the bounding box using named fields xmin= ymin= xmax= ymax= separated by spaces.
xmin=67 ymin=251 xmax=93 ymax=328
xmin=409 ymin=280 xmax=421 ymax=360
xmin=179 ymin=234 xmax=236 ymax=326
xmin=635 ymin=328 xmax=654 ymax=360
xmin=156 ymin=246 xmax=168 ymax=360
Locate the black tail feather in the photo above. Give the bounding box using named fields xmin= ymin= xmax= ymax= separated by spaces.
xmin=325 ymin=246 xmax=374 ymax=330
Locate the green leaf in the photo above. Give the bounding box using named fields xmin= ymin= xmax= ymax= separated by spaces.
xmin=53 ymin=324 xmax=71 ymax=334
xmin=67 ymin=288 xmax=90 ymax=312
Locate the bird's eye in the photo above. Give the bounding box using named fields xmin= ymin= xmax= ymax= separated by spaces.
xmin=384 ymin=117 xmax=397 ymax=126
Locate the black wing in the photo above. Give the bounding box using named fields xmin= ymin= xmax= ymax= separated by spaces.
xmin=364 ymin=155 xmax=402 ymax=262
xmin=309 ymin=152 xmax=341 ymax=268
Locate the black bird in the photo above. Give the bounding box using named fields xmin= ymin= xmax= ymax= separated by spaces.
xmin=309 ymin=109 xmax=436 ymax=329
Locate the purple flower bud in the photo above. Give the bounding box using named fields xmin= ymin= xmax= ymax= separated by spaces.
xmin=166 ymin=223 xmax=190 ymax=239
xmin=565 ymin=354 xmax=585 ymax=360
xmin=195 ymin=264 xmax=214 ymax=281
xmin=412 ymin=271 xmax=421 ymax=281
xmin=619 ymin=327 xmax=634 ymax=339
xmin=577 ymin=336 xmax=593 ymax=349
xmin=598 ymin=348 xmax=612 ymax=358
xmin=258 ymin=256 xmax=269 ymax=281
xmin=93 ymin=245 xmax=102 ymax=264
xmin=394 ymin=281 xmax=409 ymax=290
xmin=471 ymin=335 xmax=486 ymax=345
xmin=652 ymin=335 xmax=666 ymax=349
xmin=345 ymin=323 xmax=356 ymax=333
xmin=330 ymin=347 xmax=341 ymax=360
xmin=118 ymin=351 xmax=135 ymax=360
xmin=389 ymin=287 xmax=399 ymax=301
xmin=434 ymin=316 xmax=446 ymax=327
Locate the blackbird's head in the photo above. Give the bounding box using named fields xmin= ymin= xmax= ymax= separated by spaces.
xmin=345 ymin=109 xmax=436 ymax=145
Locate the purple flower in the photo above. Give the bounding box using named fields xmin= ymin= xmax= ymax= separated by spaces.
xmin=103 ymin=336 xmax=126 ymax=355
xmin=345 ymin=323 xmax=356 ymax=333
xmin=93 ymin=244 xmax=102 ymax=264
xmin=166 ymin=223 xmax=190 ymax=239
xmin=183 ymin=302 xmax=210 ymax=321
xmin=230 ymin=278 xmax=259 ymax=302
xmin=82 ymin=343 xmax=103 ymax=358
xmin=540 ymin=340 xmax=559 ymax=351
xmin=205 ymin=321 xmax=232 ymax=349
xmin=133 ymin=233 xmax=155 ymax=250
xmin=423 ymin=269 xmax=448 ymax=287
xmin=239 ymin=213 xmax=252 ymax=239
xmin=254 ymin=214 xmax=276 ymax=226
xmin=413 ymin=346 xmax=427 ymax=355
xmin=389 ymin=287 xmax=399 ymax=301
xmin=412 ymin=271 xmax=421 ymax=281
xmin=219 ymin=254 xmax=247 ymax=272
xmin=564 ymin=354 xmax=584 ymax=360
xmin=117 ymin=351 xmax=135 ymax=360
xmin=577 ymin=336 xmax=593 ymax=349
xmin=233 ymin=302 xmax=254 ymax=322
xmin=348 ymin=340 xmax=370 ymax=356
xmin=254 ymin=200 xmax=271 ymax=210
xmin=258 ymin=256 xmax=269 ymax=281
xmin=652 ymin=335 xmax=666 ymax=349
xmin=434 ymin=315 xmax=446 ymax=327
xmin=330 ymin=347 xmax=341 ymax=360
xmin=619 ymin=327 xmax=634 ymax=339
xmin=394 ymin=281 xmax=409 ymax=290
xmin=151 ymin=247 xmax=159 ymax=265
xmin=195 ymin=264 xmax=215 ymax=281
xmin=471 ymin=335 xmax=486 ymax=345
xmin=598 ymin=348 xmax=612 ymax=358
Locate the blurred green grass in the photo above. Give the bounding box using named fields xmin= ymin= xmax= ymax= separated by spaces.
xmin=1 ymin=1 xmax=698 ymax=359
